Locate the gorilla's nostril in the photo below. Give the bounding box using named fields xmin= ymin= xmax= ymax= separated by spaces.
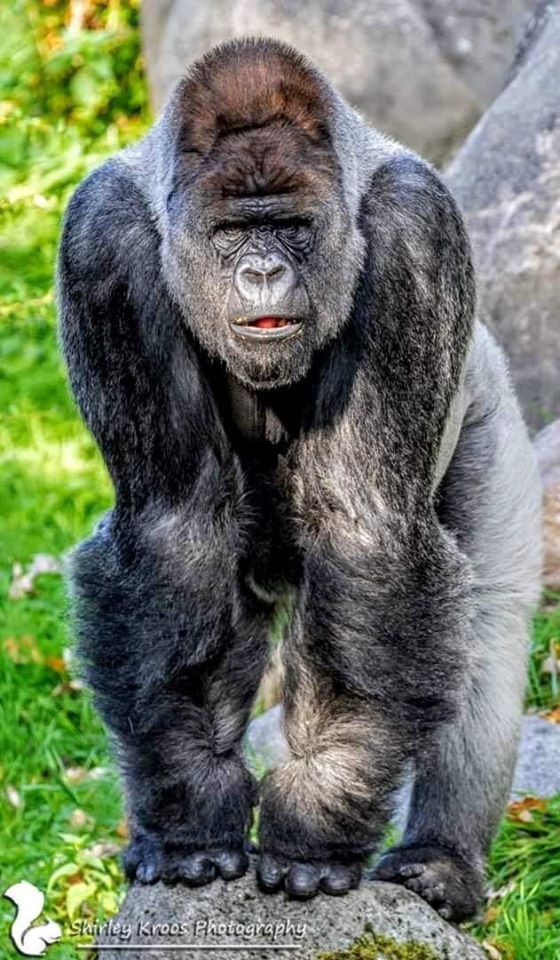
xmin=267 ymin=264 xmax=286 ymax=281
xmin=239 ymin=260 xmax=287 ymax=286
xmin=242 ymin=268 xmax=266 ymax=285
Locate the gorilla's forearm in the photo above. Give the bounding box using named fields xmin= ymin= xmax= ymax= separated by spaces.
xmin=70 ymin=503 xmax=270 ymax=882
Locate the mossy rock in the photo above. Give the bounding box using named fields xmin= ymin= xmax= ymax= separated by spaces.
xmin=318 ymin=923 xmax=439 ymax=959
xmin=98 ymin=871 xmax=486 ymax=959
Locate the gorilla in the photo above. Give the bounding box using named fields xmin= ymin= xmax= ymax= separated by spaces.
xmin=58 ymin=38 xmax=541 ymax=921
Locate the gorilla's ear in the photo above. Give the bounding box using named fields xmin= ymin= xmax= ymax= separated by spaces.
xmin=356 ymin=155 xmax=475 ymax=477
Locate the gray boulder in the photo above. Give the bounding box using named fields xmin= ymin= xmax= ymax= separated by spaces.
xmin=447 ymin=0 xmax=560 ymax=430
xmin=416 ymin=0 xmax=533 ymax=106
xmin=534 ymin=419 xmax=560 ymax=590
xmin=514 ymin=715 xmax=560 ymax=798
xmin=98 ymin=872 xmax=486 ymax=959
xmin=141 ymin=0 xmax=533 ymax=164
xmin=534 ymin=418 xmax=560 ymax=489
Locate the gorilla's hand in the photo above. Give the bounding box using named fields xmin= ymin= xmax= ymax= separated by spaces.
xmin=372 ymin=844 xmax=484 ymax=921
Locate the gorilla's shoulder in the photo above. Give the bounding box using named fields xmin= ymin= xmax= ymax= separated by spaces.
xmin=60 ymin=157 xmax=157 ymax=284
xmin=366 ymin=152 xmax=455 ymax=214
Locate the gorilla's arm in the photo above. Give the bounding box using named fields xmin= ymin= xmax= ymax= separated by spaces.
xmin=59 ymin=159 xmax=221 ymax=511
xmin=375 ymin=326 xmax=541 ymax=917
xmin=258 ymin=154 xmax=479 ymax=898
xmin=58 ymin=162 xmax=269 ymax=883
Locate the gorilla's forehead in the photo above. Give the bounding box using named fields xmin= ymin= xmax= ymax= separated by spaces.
xmin=186 ymin=122 xmax=340 ymax=214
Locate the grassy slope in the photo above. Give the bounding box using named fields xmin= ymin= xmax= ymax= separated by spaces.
xmin=0 ymin=4 xmax=559 ymax=958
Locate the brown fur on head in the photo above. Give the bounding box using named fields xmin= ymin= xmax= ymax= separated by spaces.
xmin=177 ymin=37 xmax=333 ymax=153
xmin=173 ymin=38 xmax=338 ymax=200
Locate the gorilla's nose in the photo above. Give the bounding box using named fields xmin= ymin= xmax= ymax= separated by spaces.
xmin=235 ymin=254 xmax=295 ymax=303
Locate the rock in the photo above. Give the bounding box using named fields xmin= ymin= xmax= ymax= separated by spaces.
xmin=534 ymin=419 xmax=560 ymax=590
xmin=415 ymin=0 xmax=533 ymax=106
xmin=97 ymin=871 xmax=486 ymax=959
xmin=246 ymin=709 xmax=560 ymax=798
xmin=513 ymin=716 xmax=560 ymax=798
xmin=447 ymin=1 xmax=560 ymax=430
xmin=534 ymin=419 xmax=560 ymax=489
xmin=541 ymin=488 xmax=560 ymax=591
xmin=245 ymin=703 xmax=288 ymax=773
xmin=141 ymin=0 xmax=484 ymax=164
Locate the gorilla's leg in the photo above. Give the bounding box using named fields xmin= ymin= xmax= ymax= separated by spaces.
xmin=72 ymin=504 xmax=269 ymax=886
xmin=257 ymin=514 xmax=472 ymax=899
xmin=374 ymin=338 xmax=542 ymax=919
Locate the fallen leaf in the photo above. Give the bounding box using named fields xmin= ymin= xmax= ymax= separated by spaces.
xmin=65 ymin=766 xmax=87 ymax=784
xmin=89 ymin=841 xmax=122 ymax=859
xmin=86 ymin=767 xmax=110 ymax=781
xmin=65 ymin=766 xmax=110 ymax=784
xmin=5 ymin=785 xmax=23 ymax=809
xmin=66 ymin=881 xmax=96 ymax=919
xmin=68 ymin=809 xmax=94 ymax=830
xmin=543 ymin=705 xmax=560 ymax=723
xmin=507 ymin=795 xmax=547 ymax=823
xmin=541 ymin=638 xmax=560 ymax=675
xmin=45 ymin=656 xmax=66 ymax=673
xmin=482 ymin=941 xmax=502 ymax=960
xmin=5 ymin=634 xmax=42 ymax=665
xmin=486 ymin=880 xmax=516 ymax=902
xmin=52 ymin=678 xmax=84 ymax=697
xmin=8 ymin=553 xmax=63 ymax=599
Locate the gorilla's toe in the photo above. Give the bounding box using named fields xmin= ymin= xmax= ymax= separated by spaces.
xmin=123 ymin=834 xmax=249 ymax=887
xmin=212 ymin=849 xmax=249 ymax=880
xmin=285 ymin=862 xmax=321 ymax=899
xmin=320 ymin=862 xmax=361 ymax=895
xmin=257 ymin=853 xmax=287 ymax=892
xmin=123 ymin=833 xmax=161 ymax=884
xmin=174 ymin=852 xmax=217 ymax=885
xmin=371 ymin=844 xmax=483 ymax=921
xmin=257 ymin=854 xmax=361 ymax=898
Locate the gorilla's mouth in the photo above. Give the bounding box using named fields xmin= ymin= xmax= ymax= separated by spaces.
xmin=230 ymin=316 xmax=304 ymax=341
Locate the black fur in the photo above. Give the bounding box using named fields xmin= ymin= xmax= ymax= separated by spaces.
xmin=58 ymin=38 xmax=537 ymax=919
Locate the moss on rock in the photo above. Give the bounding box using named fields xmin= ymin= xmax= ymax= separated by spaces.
xmin=318 ymin=924 xmax=440 ymax=960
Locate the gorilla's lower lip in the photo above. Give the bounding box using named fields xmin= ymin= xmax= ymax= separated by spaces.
xmin=230 ymin=317 xmax=304 ymax=341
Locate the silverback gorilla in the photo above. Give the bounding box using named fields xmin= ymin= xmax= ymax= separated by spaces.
xmin=58 ymin=39 xmax=542 ymax=921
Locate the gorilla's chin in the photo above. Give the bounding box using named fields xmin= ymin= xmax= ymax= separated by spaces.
xmin=224 ymin=332 xmax=314 ymax=390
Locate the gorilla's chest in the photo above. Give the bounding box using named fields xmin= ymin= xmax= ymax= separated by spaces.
xmin=216 ymin=371 xmax=305 ymax=451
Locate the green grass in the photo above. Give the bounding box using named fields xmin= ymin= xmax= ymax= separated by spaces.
xmin=0 ymin=4 xmax=559 ymax=958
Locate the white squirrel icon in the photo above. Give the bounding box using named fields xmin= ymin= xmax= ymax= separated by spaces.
xmin=4 ymin=881 xmax=62 ymax=956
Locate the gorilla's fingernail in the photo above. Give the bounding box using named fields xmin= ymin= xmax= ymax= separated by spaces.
xmin=214 ymin=850 xmax=248 ymax=879
xmin=136 ymin=861 xmax=157 ymax=883
xmin=320 ymin=865 xmax=352 ymax=895
xmin=182 ymin=854 xmax=216 ymax=885
xmin=257 ymin=855 xmax=285 ymax=892
xmin=285 ymin=863 xmax=320 ymax=899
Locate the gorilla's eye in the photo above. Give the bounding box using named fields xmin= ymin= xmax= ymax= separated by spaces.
xmin=278 ymin=220 xmax=312 ymax=249
xmin=212 ymin=224 xmax=246 ymax=253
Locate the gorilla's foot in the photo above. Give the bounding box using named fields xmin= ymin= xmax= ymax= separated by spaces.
xmin=123 ymin=832 xmax=248 ymax=886
xmin=372 ymin=844 xmax=483 ymax=921
xmin=257 ymin=852 xmax=362 ymax=899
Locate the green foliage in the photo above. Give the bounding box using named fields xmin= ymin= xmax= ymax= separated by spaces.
xmin=527 ymin=598 xmax=560 ymax=710
xmin=0 ymin=2 xmax=147 ymax=953
xmin=468 ymin=795 xmax=560 ymax=959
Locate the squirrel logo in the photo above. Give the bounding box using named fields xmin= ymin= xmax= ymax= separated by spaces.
xmin=4 ymin=881 xmax=62 ymax=956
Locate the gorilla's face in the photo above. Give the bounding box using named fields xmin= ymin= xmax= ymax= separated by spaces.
xmin=162 ymin=108 xmax=364 ymax=389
